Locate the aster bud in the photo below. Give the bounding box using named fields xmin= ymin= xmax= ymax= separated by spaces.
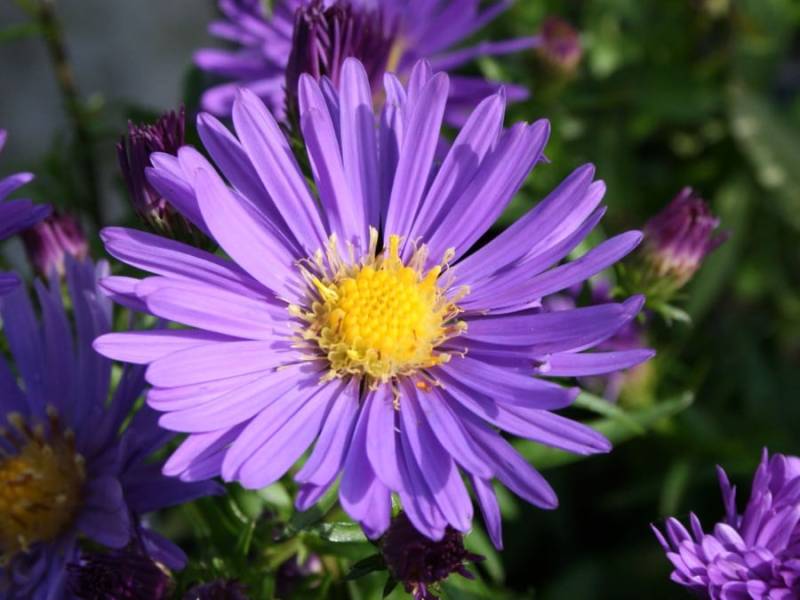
xmin=285 ymin=0 xmax=397 ymax=124
xmin=117 ymin=108 xmax=211 ymax=248
xmin=21 ymin=210 xmax=89 ymax=278
xmin=183 ymin=579 xmax=249 ymax=600
xmin=642 ymin=188 xmax=728 ymax=290
xmin=535 ymin=17 xmax=583 ymax=76
xmin=381 ymin=512 xmax=483 ymax=600
xmin=67 ymin=549 xmax=172 ymax=600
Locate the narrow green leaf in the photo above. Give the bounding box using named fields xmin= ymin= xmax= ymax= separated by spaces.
xmin=309 ymin=522 xmax=368 ymax=543
xmin=345 ymin=554 xmax=386 ymax=581
xmin=286 ymin=482 xmax=339 ymax=534
xmin=573 ymin=392 xmax=645 ymax=435
xmin=383 ymin=577 xmax=398 ymax=598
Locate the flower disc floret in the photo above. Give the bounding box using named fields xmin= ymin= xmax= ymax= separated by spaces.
xmin=294 ymin=233 xmax=466 ymax=384
xmin=0 ymin=409 xmax=85 ymax=561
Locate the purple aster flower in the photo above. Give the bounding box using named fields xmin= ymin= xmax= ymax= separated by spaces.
xmin=642 ymin=187 xmax=729 ymax=291
xmin=21 ymin=210 xmax=89 ymax=278
xmin=0 ymin=258 xmax=219 ymax=600
xmin=382 ymin=511 xmax=483 ymax=600
xmin=0 ymin=129 xmax=50 ymax=295
xmin=118 ymin=108 xmax=211 ymax=248
xmin=67 ymin=548 xmax=172 ymax=600
xmin=195 ymin=0 xmax=538 ymax=124
xmin=654 ymin=450 xmax=800 ymax=599
xmin=94 ymin=58 xmax=652 ymax=546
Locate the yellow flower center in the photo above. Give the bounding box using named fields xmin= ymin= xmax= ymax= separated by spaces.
xmin=293 ymin=232 xmax=467 ymax=384
xmin=0 ymin=410 xmax=85 ymax=562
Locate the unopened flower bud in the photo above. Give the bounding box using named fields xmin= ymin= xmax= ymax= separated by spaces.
xmin=117 ymin=107 xmax=211 ymax=248
xmin=381 ymin=512 xmax=483 ymax=600
xmin=21 ymin=210 xmax=88 ymax=278
xmin=535 ymin=17 xmax=582 ymax=76
xmin=643 ymin=187 xmax=728 ymax=290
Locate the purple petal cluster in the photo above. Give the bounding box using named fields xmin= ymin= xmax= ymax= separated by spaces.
xmin=94 ymin=58 xmax=651 ymax=546
xmin=67 ymin=548 xmax=172 ymax=600
xmin=0 ymin=258 xmax=218 ymax=600
xmin=654 ymin=450 xmax=800 ymax=599
xmin=196 ymin=0 xmax=537 ymax=124
xmin=0 ymin=129 xmax=50 ymax=295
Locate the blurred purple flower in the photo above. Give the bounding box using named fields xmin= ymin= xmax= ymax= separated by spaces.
xmin=0 ymin=128 xmax=50 ymax=295
xmin=0 ymin=259 xmax=219 ymax=600
xmin=643 ymin=187 xmax=728 ymax=290
xmin=535 ymin=16 xmax=582 ymax=75
xmin=196 ymin=0 xmax=538 ymax=124
xmin=67 ymin=548 xmax=172 ymax=600
xmin=94 ymin=59 xmax=651 ymax=546
xmin=382 ymin=511 xmax=483 ymax=600
xmin=21 ymin=210 xmax=89 ymax=278
xmin=654 ymin=450 xmax=800 ymax=599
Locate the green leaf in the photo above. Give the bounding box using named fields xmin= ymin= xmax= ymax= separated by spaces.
xmin=465 ymin=526 xmax=504 ymax=584
xmin=233 ymin=519 xmax=256 ymax=558
xmin=345 ymin=554 xmax=386 ymax=581
xmin=286 ymin=482 xmax=339 ymax=534
xmin=382 ymin=577 xmax=398 ymax=598
xmin=516 ymin=393 xmax=694 ymax=469
xmin=309 ymin=522 xmax=368 ymax=544
xmin=573 ymin=391 xmax=645 ymax=435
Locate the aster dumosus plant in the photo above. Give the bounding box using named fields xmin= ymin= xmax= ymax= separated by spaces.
xmin=94 ymin=57 xmax=653 ymax=547
xmin=654 ymin=450 xmax=800 ymax=599
xmin=21 ymin=210 xmax=89 ymax=278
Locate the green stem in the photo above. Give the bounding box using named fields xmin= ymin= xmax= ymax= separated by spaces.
xmin=27 ymin=0 xmax=102 ymax=224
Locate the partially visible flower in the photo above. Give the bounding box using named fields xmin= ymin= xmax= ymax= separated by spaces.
xmin=0 ymin=258 xmax=219 ymax=599
xmin=67 ymin=548 xmax=172 ymax=600
xmin=196 ymin=0 xmax=538 ymax=124
xmin=21 ymin=210 xmax=89 ymax=278
xmin=535 ymin=16 xmax=583 ymax=76
xmin=382 ymin=511 xmax=483 ymax=600
xmin=117 ymin=108 xmax=210 ymax=248
xmin=183 ymin=579 xmax=249 ymax=600
xmin=95 ymin=59 xmax=652 ymax=548
xmin=0 ymin=128 xmax=50 ymax=294
xmin=276 ymin=553 xmax=322 ymax=598
xmin=653 ymin=450 xmax=800 ymax=598
xmin=642 ymin=187 xmax=728 ymax=291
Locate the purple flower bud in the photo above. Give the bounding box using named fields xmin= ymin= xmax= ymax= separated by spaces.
xmin=381 ymin=512 xmax=483 ymax=600
xmin=183 ymin=579 xmax=249 ymax=600
xmin=643 ymin=187 xmax=729 ymax=289
xmin=535 ymin=17 xmax=583 ymax=75
xmin=21 ymin=210 xmax=89 ymax=278
xmin=117 ymin=108 xmax=210 ymax=248
xmin=285 ymin=0 xmax=397 ymax=121
xmin=67 ymin=549 xmax=172 ymax=600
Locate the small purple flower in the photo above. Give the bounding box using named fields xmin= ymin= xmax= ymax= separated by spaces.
xmin=95 ymin=59 xmax=652 ymax=546
xmin=21 ymin=210 xmax=89 ymax=278
xmin=0 ymin=128 xmax=50 ymax=295
xmin=117 ymin=108 xmax=210 ymax=248
xmin=67 ymin=548 xmax=172 ymax=600
xmin=196 ymin=0 xmax=538 ymax=124
xmin=382 ymin=511 xmax=483 ymax=600
xmin=183 ymin=579 xmax=249 ymax=599
xmin=654 ymin=450 xmax=800 ymax=599
xmin=643 ymin=187 xmax=728 ymax=290
xmin=0 ymin=258 xmax=219 ymax=600
xmin=535 ymin=16 xmax=583 ymax=75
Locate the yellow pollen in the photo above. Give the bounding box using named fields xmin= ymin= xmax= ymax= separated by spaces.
xmin=295 ymin=231 xmax=468 ymax=384
xmin=0 ymin=409 xmax=85 ymax=563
